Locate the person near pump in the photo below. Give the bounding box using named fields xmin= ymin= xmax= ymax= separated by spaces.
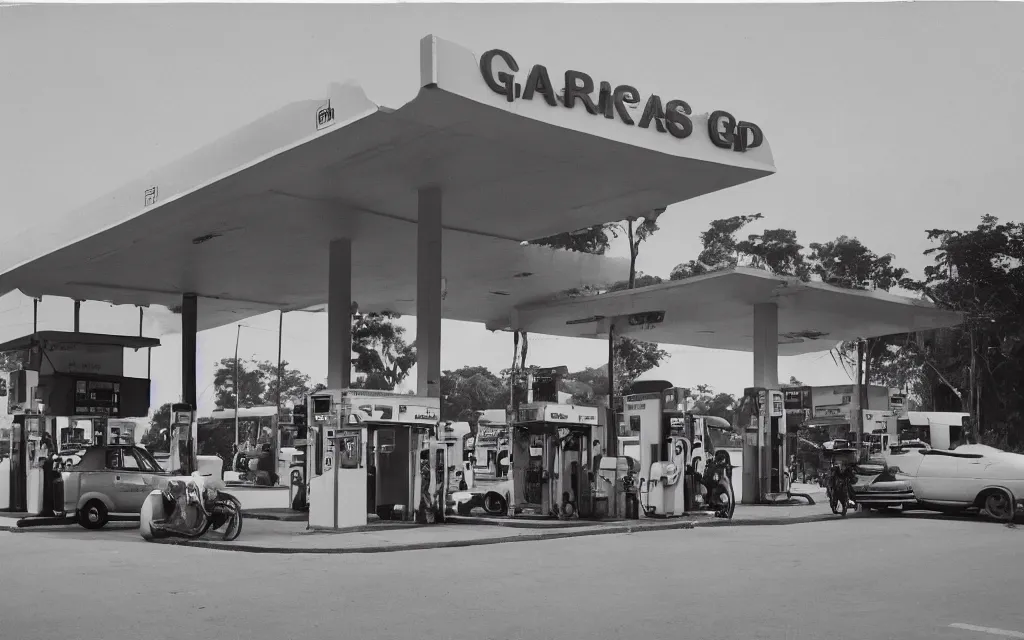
xmin=38 ymin=431 xmax=60 ymax=517
xmin=591 ymin=439 xmax=603 ymax=473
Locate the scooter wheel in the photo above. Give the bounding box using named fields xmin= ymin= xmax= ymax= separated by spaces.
xmin=221 ymin=514 xmax=242 ymax=542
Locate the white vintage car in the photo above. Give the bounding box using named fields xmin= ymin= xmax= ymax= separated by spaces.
xmin=851 ymin=443 xmax=1024 ymax=520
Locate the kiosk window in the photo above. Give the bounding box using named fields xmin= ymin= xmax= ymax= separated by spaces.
xmin=312 ymin=397 xmax=332 ymax=415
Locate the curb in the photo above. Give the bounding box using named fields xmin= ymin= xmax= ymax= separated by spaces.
xmin=148 ymin=519 xmax=695 ymax=554
xmin=242 ymin=512 xmax=307 ymax=522
xmin=446 ymin=516 xmax=602 ymax=529
xmin=147 ymin=512 xmax=841 ymax=555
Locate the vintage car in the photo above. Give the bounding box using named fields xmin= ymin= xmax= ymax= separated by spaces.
xmin=62 ymin=445 xmax=170 ymax=529
xmin=851 ymin=443 xmax=1024 ymax=520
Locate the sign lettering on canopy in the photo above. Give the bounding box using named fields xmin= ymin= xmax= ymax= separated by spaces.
xmin=479 ymin=49 xmax=764 ymax=153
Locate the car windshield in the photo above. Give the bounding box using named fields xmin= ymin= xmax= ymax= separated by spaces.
xmin=130 ymin=448 xmax=163 ymax=473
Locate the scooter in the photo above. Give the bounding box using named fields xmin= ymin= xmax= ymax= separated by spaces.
xmin=139 ymin=473 xmax=243 ymax=542
xmin=689 ymin=450 xmax=736 ymax=519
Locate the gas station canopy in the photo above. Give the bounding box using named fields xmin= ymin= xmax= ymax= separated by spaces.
xmin=0 ymin=331 xmax=161 ymax=353
xmin=497 ymin=267 xmax=964 ymax=355
xmin=0 ymin=36 xmax=775 ymax=332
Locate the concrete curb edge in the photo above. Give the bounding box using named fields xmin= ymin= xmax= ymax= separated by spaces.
xmin=148 ymin=512 xmax=840 ymax=555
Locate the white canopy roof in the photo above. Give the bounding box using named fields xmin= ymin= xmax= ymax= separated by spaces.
xmin=0 ymin=36 xmax=774 ymax=333
xmin=497 ymin=268 xmax=964 ymax=355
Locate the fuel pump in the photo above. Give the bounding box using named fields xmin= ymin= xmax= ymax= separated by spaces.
xmin=624 ymin=381 xmax=737 ymax=518
xmin=304 ymin=389 xmax=445 ymax=529
xmin=168 ymin=403 xmax=196 ymax=476
xmin=289 ymin=403 xmax=308 ymax=511
xmin=508 ymin=402 xmax=598 ymax=519
xmin=6 ymin=369 xmax=40 ymax=513
xmin=739 ymin=387 xmax=789 ymax=504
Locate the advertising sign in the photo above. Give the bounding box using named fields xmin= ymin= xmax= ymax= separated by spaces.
xmin=783 ymin=387 xmax=812 ymax=412
xmin=35 ymin=341 xmax=124 ymax=377
xmin=814 ymin=406 xmax=846 ymax=418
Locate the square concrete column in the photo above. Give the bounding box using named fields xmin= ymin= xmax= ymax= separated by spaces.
xmin=417 ymin=187 xmax=443 ymax=398
xmin=180 ymin=293 xmax=198 ymax=408
xmin=752 ymin=302 xmax=779 ymax=389
xmin=328 ymin=239 xmax=352 ymax=389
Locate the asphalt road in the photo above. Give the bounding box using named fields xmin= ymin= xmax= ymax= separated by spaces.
xmin=1 ymin=514 xmax=1022 ymax=640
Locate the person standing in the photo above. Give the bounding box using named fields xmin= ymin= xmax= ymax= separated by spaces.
xmin=591 ymin=439 xmax=603 ymax=474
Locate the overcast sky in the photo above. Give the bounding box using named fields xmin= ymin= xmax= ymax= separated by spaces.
xmin=2 ymin=3 xmax=1021 ymax=415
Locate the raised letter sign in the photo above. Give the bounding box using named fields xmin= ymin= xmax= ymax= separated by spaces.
xmin=664 ymin=100 xmax=693 ymax=139
xmin=522 ymin=64 xmax=558 ymax=106
xmin=708 ymin=110 xmax=736 ymax=149
xmin=597 ymin=80 xmax=614 ymax=119
xmin=637 ymin=94 xmax=667 ymax=132
xmin=613 ymin=85 xmax=641 ymax=125
xmin=479 ymin=49 xmax=520 ymax=102
xmin=563 ymin=70 xmax=598 ymax=115
xmin=734 ymin=121 xmax=764 ymax=151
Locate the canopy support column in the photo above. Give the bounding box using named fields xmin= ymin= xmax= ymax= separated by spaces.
xmin=752 ymin=303 xmax=779 ymax=389
xmin=746 ymin=302 xmax=779 ymax=506
xmin=417 ymin=187 xmax=443 ymax=398
xmin=328 ymin=239 xmax=353 ymax=389
xmin=181 ymin=293 xmax=198 ymax=409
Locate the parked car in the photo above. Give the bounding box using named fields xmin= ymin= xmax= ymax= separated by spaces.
xmin=851 ymin=443 xmax=1024 ymax=520
xmin=62 ymin=445 xmax=170 ymax=529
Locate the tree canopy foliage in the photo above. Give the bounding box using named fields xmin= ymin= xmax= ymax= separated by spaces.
xmin=213 ymin=358 xmax=320 ymax=409
xmin=351 ymin=311 xmax=416 ymax=391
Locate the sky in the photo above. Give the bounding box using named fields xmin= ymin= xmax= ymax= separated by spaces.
xmin=1 ymin=3 xmax=1022 ymax=416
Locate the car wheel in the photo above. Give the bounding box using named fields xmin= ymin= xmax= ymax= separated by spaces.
xmin=79 ymin=500 xmax=108 ymax=530
xmin=982 ymin=490 xmax=1014 ymax=521
xmin=482 ymin=492 xmax=507 ymax=516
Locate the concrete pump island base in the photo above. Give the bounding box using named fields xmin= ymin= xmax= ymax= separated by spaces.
xmin=0 ymin=34 xmax=783 ymax=538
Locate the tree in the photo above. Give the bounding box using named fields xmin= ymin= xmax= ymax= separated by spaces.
xmin=737 ymin=228 xmax=810 ymax=280
xmin=606 ymin=273 xmax=663 ymax=292
xmin=440 ymin=366 xmax=506 ymax=422
xmin=782 ymin=376 xmax=804 ymax=388
xmin=351 ymin=311 xmax=416 ymax=391
xmin=612 ymin=338 xmax=670 ymax=396
xmin=141 ymin=403 xmax=172 ymax=453
xmin=213 ymin=358 xmax=320 ymax=409
xmin=607 ymin=210 xmax=665 ymax=289
xmin=560 ymin=366 xmax=608 ymax=405
xmin=213 ymin=358 xmax=267 ymax=410
xmin=902 ymin=216 xmax=1024 ymax=448
xmin=689 ymin=384 xmax=738 ymax=422
xmin=531 ymin=226 xmax=613 ymax=255
xmin=528 ymin=213 xmax=671 ymax=401
xmin=808 ymin=236 xmax=907 ymax=291
xmin=257 ymin=360 xmax=314 ymax=406
xmin=0 ymin=351 xmax=23 ymax=398
xmin=670 ymin=213 xmax=765 ymax=280
xmin=806 ymin=235 xmax=912 ymax=404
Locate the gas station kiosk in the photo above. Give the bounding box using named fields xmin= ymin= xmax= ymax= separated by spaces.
xmin=304 ymin=389 xmax=449 ymax=530
xmin=622 ymin=381 xmax=738 ymax=518
xmin=0 ymin=331 xmax=160 ymax=517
